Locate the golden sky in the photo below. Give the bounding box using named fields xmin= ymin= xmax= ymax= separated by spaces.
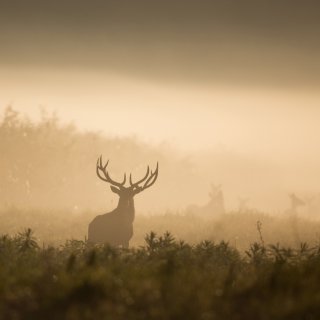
xmin=1 ymin=0 xmax=320 ymax=158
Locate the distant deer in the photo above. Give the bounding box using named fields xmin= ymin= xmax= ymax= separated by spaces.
xmin=304 ymin=194 xmax=320 ymax=219
xmin=288 ymin=193 xmax=305 ymax=215
xmin=238 ymin=197 xmax=250 ymax=213
xmin=186 ymin=184 xmax=225 ymax=218
xmin=88 ymin=156 xmax=158 ymax=248
xmin=285 ymin=193 xmax=305 ymax=244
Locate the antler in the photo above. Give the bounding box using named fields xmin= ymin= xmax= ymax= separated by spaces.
xmin=130 ymin=162 xmax=159 ymax=192
xmin=129 ymin=166 xmax=150 ymax=187
xmin=96 ymin=156 xmax=126 ymax=188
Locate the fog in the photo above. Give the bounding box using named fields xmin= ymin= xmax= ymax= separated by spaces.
xmin=0 ymin=0 xmax=320 ymax=320
xmin=1 ymin=103 xmax=320 ymax=214
xmin=2 ymin=68 xmax=320 ymax=155
xmin=3 ymin=3 xmax=320 ymax=319
xmin=1 ymin=1 xmax=320 ymax=86
xmin=1 ymin=0 xmax=320 ymax=244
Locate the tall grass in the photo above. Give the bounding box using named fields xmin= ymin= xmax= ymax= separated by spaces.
xmin=1 ymin=229 xmax=320 ymax=319
xmin=1 ymin=208 xmax=320 ymax=250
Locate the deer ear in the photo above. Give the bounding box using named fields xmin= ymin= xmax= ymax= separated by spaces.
xmin=110 ymin=186 xmax=121 ymax=194
xmin=133 ymin=186 xmax=142 ymax=195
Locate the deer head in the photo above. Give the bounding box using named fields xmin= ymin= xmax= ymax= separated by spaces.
xmin=96 ymin=156 xmax=158 ymax=201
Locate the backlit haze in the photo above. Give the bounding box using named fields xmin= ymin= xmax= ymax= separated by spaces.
xmin=1 ymin=0 xmax=320 ymax=212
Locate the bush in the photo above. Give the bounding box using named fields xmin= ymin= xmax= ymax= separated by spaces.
xmin=1 ymin=230 xmax=320 ymax=319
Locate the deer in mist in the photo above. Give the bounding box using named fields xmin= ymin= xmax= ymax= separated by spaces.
xmin=285 ymin=193 xmax=320 ymax=219
xmin=287 ymin=193 xmax=305 ymax=215
xmin=88 ymin=156 xmax=159 ymax=248
xmin=186 ymin=184 xmax=225 ymax=218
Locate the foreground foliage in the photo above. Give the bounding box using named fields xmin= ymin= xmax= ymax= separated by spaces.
xmin=1 ymin=230 xmax=320 ymax=320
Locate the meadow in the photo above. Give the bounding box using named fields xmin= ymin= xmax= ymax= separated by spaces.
xmin=1 ymin=207 xmax=320 ymax=250
xmin=1 ymin=222 xmax=320 ymax=320
xmin=1 ymin=107 xmax=320 ymax=319
xmin=1 ymin=207 xmax=320 ymax=319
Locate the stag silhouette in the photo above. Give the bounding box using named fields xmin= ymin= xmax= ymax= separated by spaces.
xmin=88 ymin=156 xmax=158 ymax=248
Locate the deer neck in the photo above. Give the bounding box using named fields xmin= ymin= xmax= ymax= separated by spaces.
xmin=117 ymin=196 xmax=135 ymax=221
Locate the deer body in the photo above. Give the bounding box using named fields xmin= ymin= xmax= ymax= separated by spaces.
xmin=186 ymin=184 xmax=225 ymax=218
xmin=88 ymin=156 xmax=158 ymax=248
xmin=88 ymin=198 xmax=134 ymax=247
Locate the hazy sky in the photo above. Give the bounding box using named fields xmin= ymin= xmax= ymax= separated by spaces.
xmin=1 ymin=0 xmax=320 ymax=159
xmin=1 ymin=0 xmax=320 ymax=86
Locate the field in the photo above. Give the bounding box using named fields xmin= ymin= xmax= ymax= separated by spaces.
xmin=1 ymin=226 xmax=320 ymax=319
xmin=2 ymin=1 xmax=320 ymax=317
xmin=2 ymin=108 xmax=320 ymax=319
xmin=1 ymin=207 xmax=320 ymax=250
xmin=1 ymin=209 xmax=320 ymax=319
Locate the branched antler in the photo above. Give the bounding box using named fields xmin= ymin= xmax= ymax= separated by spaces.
xmin=129 ymin=166 xmax=150 ymax=187
xmin=96 ymin=156 xmax=126 ymax=188
xmin=130 ymin=162 xmax=159 ymax=193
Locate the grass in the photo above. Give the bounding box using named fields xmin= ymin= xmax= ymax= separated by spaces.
xmin=1 ymin=228 xmax=320 ymax=319
xmin=1 ymin=207 xmax=320 ymax=249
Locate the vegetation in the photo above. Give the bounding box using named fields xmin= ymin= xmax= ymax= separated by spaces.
xmin=2 ymin=107 xmax=320 ymax=319
xmin=0 ymin=106 xmax=198 ymax=212
xmin=1 ymin=207 xmax=320 ymax=251
xmin=0 ymin=229 xmax=320 ymax=319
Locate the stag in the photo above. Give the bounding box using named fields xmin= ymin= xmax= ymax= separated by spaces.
xmin=88 ymin=156 xmax=158 ymax=248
